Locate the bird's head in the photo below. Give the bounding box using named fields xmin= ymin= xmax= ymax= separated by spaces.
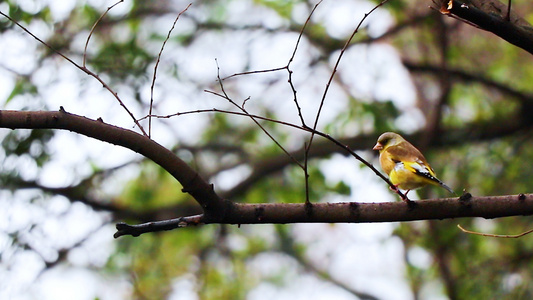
xmin=373 ymin=132 xmax=404 ymax=152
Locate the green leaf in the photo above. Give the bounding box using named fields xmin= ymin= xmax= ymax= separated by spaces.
xmin=5 ymin=78 xmax=38 ymax=104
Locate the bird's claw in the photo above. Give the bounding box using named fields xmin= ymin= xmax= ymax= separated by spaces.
xmin=389 ymin=184 xmax=411 ymax=203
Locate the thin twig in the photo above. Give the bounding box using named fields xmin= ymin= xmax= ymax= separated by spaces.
xmin=148 ymin=0 xmax=400 ymax=199
xmin=142 ymin=108 xmax=302 ymax=130
xmin=303 ymin=0 xmax=399 ymax=195
xmin=149 ymin=3 xmax=192 ymax=138
xmin=219 ymin=1 xmax=324 ymax=203
xmin=309 ymin=0 xmax=390 ymax=140
xmin=286 ymin=1 xmax=323 ymax=203
xmin=0 ymin=10 xmax=148 ymax=136
xmin=220 ymin=0 xmax=322 ymax=128
xmin=506 ymin=0 xmax=512 ymax=22
xmin=83 ymin=0 xmax=124 ymax=67
xmin=303 ymin=142 xmax=310 ymax=204
xmin=221 ymin=67 xmax=287 ymax=80
xmin=147 ymin=107 xmax=396 ymax=189
xmin=287 ymin=0 xmax=323 ymax=127
xmin=457 ymin=224 xmax=533 ymax=238
xmin=209 ymin=60 xmax=305 ymax=169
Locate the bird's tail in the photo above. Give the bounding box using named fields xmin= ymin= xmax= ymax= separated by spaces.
xmin=439 ymin=181 xmax=456 ymax=195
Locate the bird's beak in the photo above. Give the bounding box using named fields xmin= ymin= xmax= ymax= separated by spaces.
xmin=372 ymin=142 xmax=383 ymax=151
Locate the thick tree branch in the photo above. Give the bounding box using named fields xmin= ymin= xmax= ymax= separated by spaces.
xmin=0 ymin=108 xmax=228 ymax=219
xmin=438 ymin=0 xmax=533 ymax=55
xmin=114 ymin=193 xmax=533 ymax=237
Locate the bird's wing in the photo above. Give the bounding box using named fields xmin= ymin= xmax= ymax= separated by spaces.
xmin=402 ymin=160 xmax=437 ymax=181
xmin=385 ymin=141 xmax=429 ymax=166
xmin=402 ymin=161 xmax=455 ymax=194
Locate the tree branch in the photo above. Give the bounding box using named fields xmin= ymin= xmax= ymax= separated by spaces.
xmin=437 ymin=0 xmax=533 ymax=55
xmin=114 ymin=193 xmax=533 ymax=237
xmin=404 ymin=60 xmax=533 ymax=106
xmin=0 ymin=108 xmax=228 ymax=219
xmin=11 ymin=178 xmax=202 ymax=222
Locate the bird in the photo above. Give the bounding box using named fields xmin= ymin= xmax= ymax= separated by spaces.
xmin=373 ymin=132 xmax=455 ymax=199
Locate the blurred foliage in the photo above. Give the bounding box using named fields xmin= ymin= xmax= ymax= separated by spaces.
xmin=91 ymin=38 xmax=153 ymax=80
xmin=118 ymin=162 xmax=187 ymax=210
xmin=3 ymin=0 xmax=533 ymax=299
xmin=1 ymin=129 xmax=53 ymax=168
xmin=5 ymin=78 xmax=38 ymax=103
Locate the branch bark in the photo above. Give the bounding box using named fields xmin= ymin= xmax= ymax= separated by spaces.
xmin=115 ymin=193 xmax=533 ymax=237
xmin=438 ymin=0 xmax=533 ymax=55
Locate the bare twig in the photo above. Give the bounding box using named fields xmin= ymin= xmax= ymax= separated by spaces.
xmin=303 ymin=142 xmax=310 ymax=204
xmin=457 ymin=224 xmax=533 ymax=238
xmin=303 ymin=0 xmax=402 ymax=197
xmin=212 ymin=1 xmax=401 ymax=199
xmin=506 ymin=0 xmax=512 ymax=22
xmin=83 ymin=0 xmax=124 ymax=67
xmin=207 ymin=60 xmax=305 ymax=169
xmin=221 ymin=67 xmax=287 ymax=80
xmin=286 ymin=1 xmax=324 ymax=203
xmin=146 ymin=107 xmax=398 ymax=191
xmin=309 ymin=0 xmax=390 ymax=135
xmin=220 ymin=0 xmax=322 ymax=128
xmin=287 ymin=0 xmax=323 ymax=127
xmin=149 ymin=3 xmax=192 ymax=138
xmin=115 ymin=214 xmax=204 ymax=238
xmin=0 ymin=10 xmax=148 ymax=136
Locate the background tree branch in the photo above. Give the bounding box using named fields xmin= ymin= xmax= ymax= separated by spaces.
xmin=437 ymin=0 xmax=533 ymax=54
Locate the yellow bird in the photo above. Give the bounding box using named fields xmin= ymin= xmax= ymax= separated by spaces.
xmin=373 ymin=132 xmax=454 ymax=197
